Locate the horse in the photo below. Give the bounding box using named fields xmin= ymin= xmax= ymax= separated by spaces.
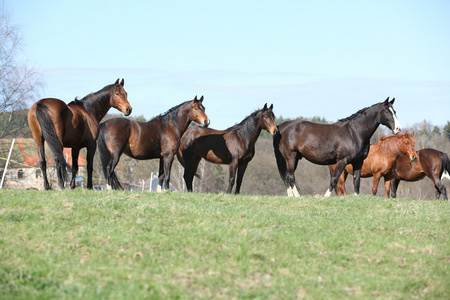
xmin=178 ymin=103 xmax=278 ymax=194
xmin=390 ymin=148 xmax=450 ymax=200
xmin=98 ymin=96 xmax=210 ymax=191
xmin=27 ymin=79 xmax=132 ymax=190
xmin=328 ymin=132 xmax=417 ymax=198
xmin=273 ymin=97 xmax=402 ymax=197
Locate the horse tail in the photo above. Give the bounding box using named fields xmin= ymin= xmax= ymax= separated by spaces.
xmin=441 ymin=151 xmax=450 ymax=181
xmin=35 ymin=103 xmax=70 ymax=183
xmin=273 ymin=132 xmax=287 ymax=184
xmin=97 ymin=124 xmax=123 ymax=190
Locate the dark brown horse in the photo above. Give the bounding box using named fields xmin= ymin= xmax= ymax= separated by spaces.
xmin=98 ymin=96 xmax=209 ymax=190
xmin=273 ymin=98 xmax=402 ymax=197
xmin=27 ymin=79 xmax=132 ymax=190
xmin=390 ymin=148 xmax=450 ymax=200
xmin=178 ymin=104 xmax=278 ymax=194
xmin=329 ymin=132 xmax=417 ymax=198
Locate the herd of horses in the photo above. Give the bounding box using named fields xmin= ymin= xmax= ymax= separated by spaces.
xmin=27 ymin=79 xmax=450 ymax=200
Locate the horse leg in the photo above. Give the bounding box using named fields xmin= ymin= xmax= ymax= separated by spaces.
xmin=285 ymin=153 xmax=300 ymax=197
xmin=155 ymin=159 xmax=162 ymax=192
xmin=162 ymin=154 xmax=175 ymax=191
xmin=326 ymin=160 xmax=348 ymax=197
xmin=183 ymin=156 xmax=201 ymax=192
xmin=234 ymin=163 xmax=248 ymax=195
xmin=351 ymin=161 xmax=364 ymax=196
xmin=86 ymin=143 xmax=96 ymax=189
xmin=384 ymin=179 xmax=391 ymax=198
xmin=70 ymin=148 xmax=80 ymax=189
xmin=390 ymin=178 xmax=400 ymax=198
xmin=106 ymin=150 xmax=122 ymax=190
xmin=226 ymin=160 xmax=239 ymax=194
xmin=432 ymin=179 xmax=447 ymax=200
xmin=371 ymin=173 xmax=381 ymax=196
xmin=336 ymin=170 xmax=348 ymax=196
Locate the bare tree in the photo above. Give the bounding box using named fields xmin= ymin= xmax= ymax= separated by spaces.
xmin=0 ymin=5 xmax=42 ymax=138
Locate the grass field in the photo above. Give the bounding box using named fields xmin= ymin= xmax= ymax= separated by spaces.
xmin=0 ymin=189 xmax=449 ymax=299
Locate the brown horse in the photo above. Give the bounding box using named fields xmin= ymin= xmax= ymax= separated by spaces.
xmin=27 ymin=79 xmax=132 ymax=190
xmin=329 ymin=132 xmax=417 ymax=198
xmin=390 ymin=148 xmax=450 ymax=200
xmin=273 ymin=98 xmax=402 ymax=197
xmin=178 ymin=104 xmax=278 ymax=194
xmin=98 ymin=96 xmax=209 ymax=190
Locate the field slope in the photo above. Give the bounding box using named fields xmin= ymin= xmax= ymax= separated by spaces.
xmin=0 ymin=189 xmax=449 ymax=299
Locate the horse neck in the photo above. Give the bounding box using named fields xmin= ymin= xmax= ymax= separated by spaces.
xmin=378 ymin=137 xmax=404 ymax=161
xmin=173 ymin=103 xmax=194 ymax=136
xmin=82 ymin=87 xmax=112 ymax=123
xmin=347 ymin=107 xmax=381 ymax=141
xmin=237 ymin=114 xmax=262 ymax=146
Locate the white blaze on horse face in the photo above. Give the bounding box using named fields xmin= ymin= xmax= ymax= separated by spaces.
xmin=389 ymin=107 xmax=402 ymax=134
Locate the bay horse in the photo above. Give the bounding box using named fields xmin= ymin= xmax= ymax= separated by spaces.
xmin=390 ymin=148 xmax=450 ymax=200
xmin=178 ymin=104 xmax=278 ymax=194
xmin=27 ymin=79 xmax=132 ymax=190
xmin=273 ymin=97 xmax=402 ymax=197
xmin=328 ymin=132 xmax=417 ymax=198
xmin=98 ymin=96 xmax=209 ymax=191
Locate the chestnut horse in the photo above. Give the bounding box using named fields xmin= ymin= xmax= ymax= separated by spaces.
xmin=98 ymin=96 xmax=209 ymax=190
xmin=273 ymin=98 xmax=402 ymax=197
xmin=27 ymin=79 xmax=132 ymax=190
xmin=328 ymin=132 xmax=417 ymax=198
xmin=178 ymin=104 xmax=278 ymax=194
xmin=390 ymin=148 xmax=450 ymax=200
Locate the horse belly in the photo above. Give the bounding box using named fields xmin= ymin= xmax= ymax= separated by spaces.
xmin=205 ymin=149 xmax=231 ymax=164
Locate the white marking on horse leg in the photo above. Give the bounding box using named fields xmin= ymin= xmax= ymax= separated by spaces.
xmin=292 ymin=185 xmax=301 ymax=197
xmin=156 ymin=184 xmax=162 ymax=193
xmin=389 ymin=107 xmax=402 ymax=134
xmin=287 ymin=187 xmax=293 ymax=197
xmin=106 ymin=184 xmax=112 ymax=190
xmin=354 ymin=193 xmax=358 ymax=196
xmin=324 ymin=189 xmax=332 ymax=197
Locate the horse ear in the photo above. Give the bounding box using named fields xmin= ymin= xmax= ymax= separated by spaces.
xmin=193 ymin=95 xmax=198 ymax=102
xmin=120 ymin=79 xmax=125 ymax=87
xmin=390 ymin=98 xmax=395 ymax=105
xmin=384 ymin=97 xmax=390 ymax=104
xmin=199 ymin=95 xmax=204 ymax=103
xmin=411 ymin=131 xmax=414 ymax=137
xmin=263 ymin=103 xmax=268 ymax=110
xmin=269 ymin=104 xmax=273 ymax=110
xmin=114 ymin=78 xmax=120 ymax=86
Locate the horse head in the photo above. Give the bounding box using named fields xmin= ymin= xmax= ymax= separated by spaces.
xmin=401 ymin=131 xmax=418 ymax=162
xmin=110 ymin=78 xmax=132 ymax=116
xmin=190 ymin=95 xmax=210 ymax=127
xmin=379 ymin=97 xmax=401 ymax=134
xmin=259 ymin=103 xmax=278 ymax=135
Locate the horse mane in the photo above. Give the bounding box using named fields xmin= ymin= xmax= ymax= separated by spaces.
xmin=151 ymin=100 xmax=190 ymax=126
xmin=337 ymin=102 xmax=379 ymax=122
xmin=68 ymin=84 xmax=112 ymax=116
xmin=225 ymin=110 xmax=260 ymax=133
xmin=375 ymin=133 xmax=410 ymax=155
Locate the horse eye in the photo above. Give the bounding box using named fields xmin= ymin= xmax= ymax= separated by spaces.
xmin=115 ymin=92 xmax=119 ymax=96
xmin=194 ymin=107 xmax=198 ymax=110
xmin=405 ymin=143 xmax=409 ymax=145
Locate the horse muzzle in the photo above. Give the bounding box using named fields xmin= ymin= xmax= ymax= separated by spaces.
xmin=124 ymin=107 xmax=132 ymax=116
xmin=410 ymin=155 xmax=417 ymax=162
xmin=203 ymin=119 xmax=210 ymax=127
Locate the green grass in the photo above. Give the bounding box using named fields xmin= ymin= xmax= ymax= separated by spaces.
xmin=0 ymin=189 xmax=449 ymax=299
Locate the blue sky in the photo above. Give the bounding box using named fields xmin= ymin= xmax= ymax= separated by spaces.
xmin=6 ymin=0 xmax=450 ymax=129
